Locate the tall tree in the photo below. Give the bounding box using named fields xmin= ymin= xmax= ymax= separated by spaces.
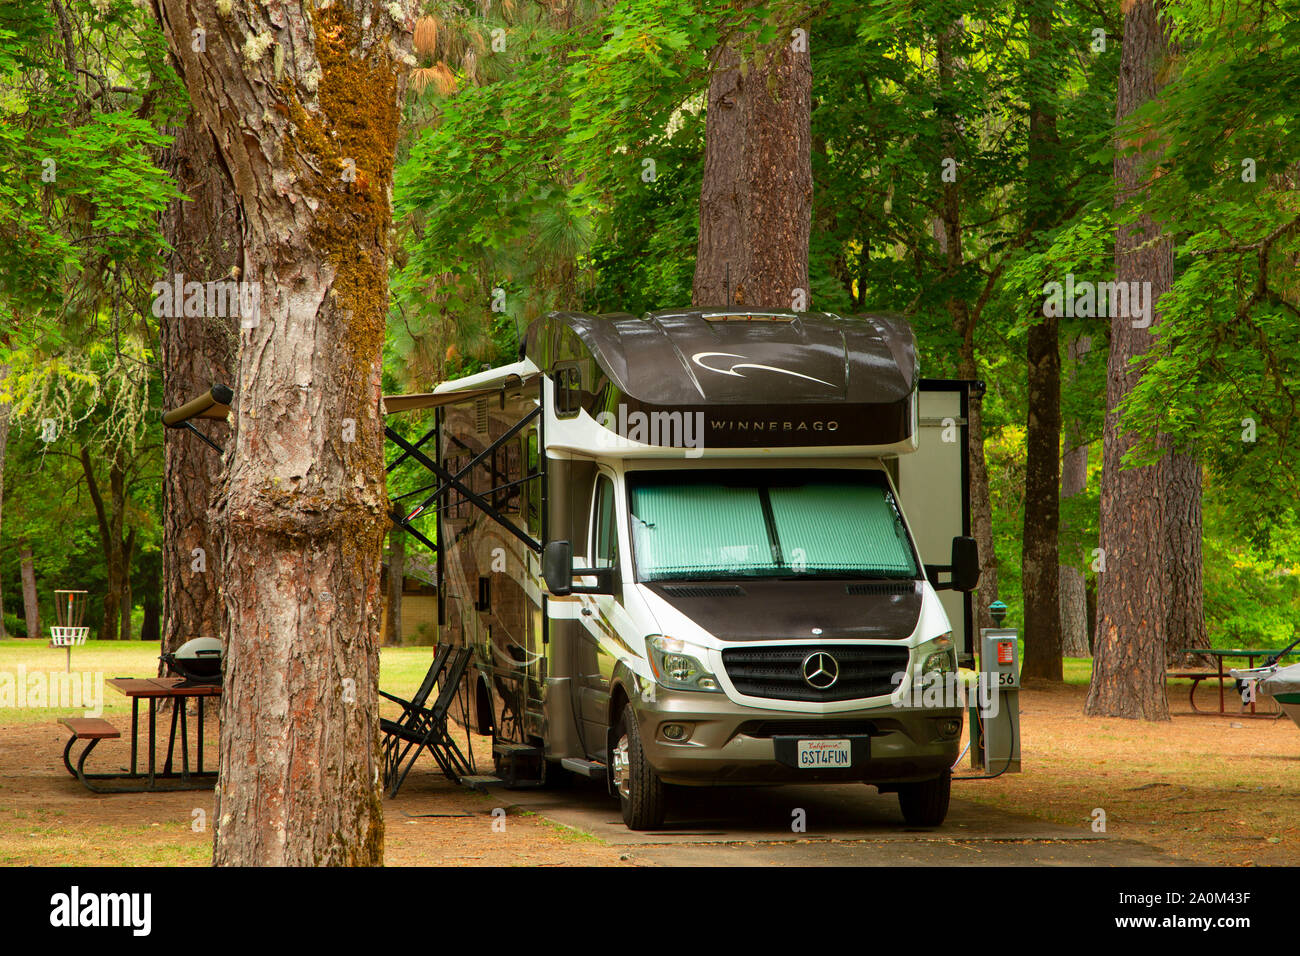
xmin=1086 ymin=0 xmax=1173 ymax=719
xmin=19 ymin=540 xmax=39 ymax=639
xmin=1019 ymin=0 xmax=1063 ymax=681
xmin=383 ymin=526 xmax=403 ymax=646
xmin=930 ymin=15 xmax=1003 ymax=634
xmin=157 ymin=112 xmax=239 ymax=660
xmin=80 ymin=443 xmax=137 ymax=640
xmin=1164 ymin=454 xmax=1207 ymax=664
xmin=1059 ymin=333 xmax=1092 ymax=657
xmin=155 ymin=0 xmax=410 ymax=865
xmin=693 ymin=13 xmax=812 ymax=307
xmin=0 ymin=370 xmax=9 ymax=636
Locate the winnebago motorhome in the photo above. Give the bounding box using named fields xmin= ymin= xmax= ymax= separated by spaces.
xmin=385 ymin=309 xmax=983 ymax=829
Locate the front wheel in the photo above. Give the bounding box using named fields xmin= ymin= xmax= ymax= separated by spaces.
xmin=612 ymin=703 xmax=667 ymax=830
xmin=897 ymin=769 xmax=951 ymax=826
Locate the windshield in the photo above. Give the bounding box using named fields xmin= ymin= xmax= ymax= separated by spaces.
xmin=627 ymin=469 xmax=918 ymax=582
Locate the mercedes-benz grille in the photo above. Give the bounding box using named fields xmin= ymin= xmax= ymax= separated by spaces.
xmin=721 ymin=644 xmax=910 ymax=702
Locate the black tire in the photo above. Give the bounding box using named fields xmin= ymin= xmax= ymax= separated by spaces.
xmin=897 ymin=769 xmax=951 ymax=826
xmin=612 ymin=702 xmax=667 ymax=830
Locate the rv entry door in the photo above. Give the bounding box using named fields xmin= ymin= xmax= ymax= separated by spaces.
xmin=896 ymin=380 xmax=979 ymax=663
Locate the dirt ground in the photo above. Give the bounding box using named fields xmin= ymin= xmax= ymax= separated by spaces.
xmin=955 ymin=680 xmax=1300 ymax=866
xmin=1 ymin=679 xmax=1295 ymax=866
xmin=0 ymin=721 xmax=628 ymax=866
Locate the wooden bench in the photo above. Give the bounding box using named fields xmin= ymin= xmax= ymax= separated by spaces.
xmin=1166 ymin=670 xmax=1221 ymax=713
xmin=59 ymin=718 xmax=121 ymax=792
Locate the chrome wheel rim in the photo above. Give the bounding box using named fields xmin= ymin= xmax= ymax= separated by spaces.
xmin=612 ymin=734 xmax=631 ymax=800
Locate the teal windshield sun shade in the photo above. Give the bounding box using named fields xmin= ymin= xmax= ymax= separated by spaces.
xmin=630 ymin=484 xmax=775 ymax=579
xmin=629 ymin=475 xmax=918 ymax=581
xmin=767 ymin=483 xmax=915 ymax=575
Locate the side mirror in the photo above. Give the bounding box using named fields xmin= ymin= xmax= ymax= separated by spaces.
xmin=542 ymin=540 xmax=617 ymax=596
xmin=950 ymin=536 xmax=980 ymax=593
xmin=543 ymin=541 xmax=574 ymax=596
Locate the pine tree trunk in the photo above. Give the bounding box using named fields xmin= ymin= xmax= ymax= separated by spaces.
xmin=1059 ymin=335 xmax=1092 ymax=657
xmin=1060 ymin=562 xmax=1089 ymax=656
xmin=1019 ymin=2 xmax=1063 ymax=680
xmin=81 ymin=445 xmax=125 ymax=640
xmin=120 ymin=529 xmax=136 ymax=642
xmin=141 ymin=586 xmax=162 ymax=643
xmin=159 ymin=111 xmax=238 ymax=664
xmin=935 ymin=22 xmax=999 ymax=631
xmin=1086 ymin=0 xmax=1173 ymax=720
xmin=156 ymin=0 xmax=407 ymax=866
xmin=692 ymin=13 xmax=811 ymax=308
xmin=1022 ymin=315 xmax=1062 ymax=679
xmin=1165 ymin=454 xmax=1209 ymax=666
xmin=20 ymin=542 xmax=38 ymax=639
xmin=384 ymin=527 xmax=404 ymax=646
xmin=0 ymin=380 xmax=9 ymax=637
xmin=961 ymin=358 xmax=1000 ymax=632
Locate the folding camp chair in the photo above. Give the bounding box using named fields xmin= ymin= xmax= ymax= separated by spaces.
xmin=381 ymin=646 xmax=474 ymax=796
xmin=379 ymin=643 xmax=451 ymax=778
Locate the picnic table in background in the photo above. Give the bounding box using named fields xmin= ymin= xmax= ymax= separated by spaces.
xmin=59 ymin=677 xmax=220 ymax=792
xmin=1170 ymin=648 xmax=1297 ymax=718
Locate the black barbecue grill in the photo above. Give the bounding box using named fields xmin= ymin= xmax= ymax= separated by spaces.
xmin=160 ymin=637 xmax=223 ymax=685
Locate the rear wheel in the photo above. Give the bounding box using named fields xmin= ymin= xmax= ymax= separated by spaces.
xmin=612 ymin=703 xmax=667 ymax=830
xmin=897 ymin=769 xmax=951 ymax=826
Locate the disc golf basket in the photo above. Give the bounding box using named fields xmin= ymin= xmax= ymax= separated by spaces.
xmin=50 ymin=589 xmax=90 ymax=672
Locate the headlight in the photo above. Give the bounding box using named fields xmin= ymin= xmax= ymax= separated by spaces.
xmin=917 ymin=633 xmax=956 ymax=677
xmin=646 ymin=635 xmax=722 ymax=693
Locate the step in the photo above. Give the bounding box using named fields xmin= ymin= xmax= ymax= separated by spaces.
xmin=492 ymin=741 xmax=542 ymax=756
xmin=560 ymin=757 xmax=607 ymax=779
xmin=459 ymin=775 xmax=504 ymax=791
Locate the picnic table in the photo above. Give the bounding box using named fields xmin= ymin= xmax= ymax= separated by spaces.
xmin=1170 ymin=648 xmax=1295 ymax=718
xmin=59 ymin=677 xmax=220 ymax=792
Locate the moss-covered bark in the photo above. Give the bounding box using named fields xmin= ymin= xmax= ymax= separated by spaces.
xmin=154 ymin=0 xmax=412 ymax=865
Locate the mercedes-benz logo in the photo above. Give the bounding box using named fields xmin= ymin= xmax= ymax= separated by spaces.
xmin=802 ymin=652 xmax=839 ymax=689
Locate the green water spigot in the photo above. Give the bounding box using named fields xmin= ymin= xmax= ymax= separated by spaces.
xmin=989 ymin=600 xmax=1008 ymax=627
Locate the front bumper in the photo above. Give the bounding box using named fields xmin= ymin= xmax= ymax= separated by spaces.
xmin=634 ymin=686 xmax=961 ymax=786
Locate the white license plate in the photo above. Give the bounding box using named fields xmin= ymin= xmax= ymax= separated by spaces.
xmin=797 ymin=739 xmax=852 ymax=768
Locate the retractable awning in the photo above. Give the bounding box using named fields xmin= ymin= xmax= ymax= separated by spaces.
xmin=162 ymin=376 xmax=540 ymax=425
xmin=382 ymin=376 xmax=537 ymax=415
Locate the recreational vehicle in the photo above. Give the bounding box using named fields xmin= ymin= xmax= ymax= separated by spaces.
xmin=387 ymin=308 xmax=981 ymax=829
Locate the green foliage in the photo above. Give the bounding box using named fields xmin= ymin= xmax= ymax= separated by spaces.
xmin=1202 ymin=476 xmax=1300 ymax=648
xmin=0 ymin=366 xmax=163 ymax=638
xmin=390 ymin=0 xmax=799 ymax=381
xmin=0 ymin=0 xmax=1295 ymax=656
xmin=0 ymin=0 xmax=182 ymax=467
xmin=0 ymin=0 xmax=182 ymax=323
xmin=1119 ymin=1 xmax=1300 ymax=539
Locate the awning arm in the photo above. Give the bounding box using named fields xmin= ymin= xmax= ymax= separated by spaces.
xmin=384 ymin=421 xmax=542 ymax=555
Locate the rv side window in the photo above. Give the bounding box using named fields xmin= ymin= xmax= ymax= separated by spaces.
xmin=524 ymin=431 xmax=541 ymax=536
xmin=555 ymin=365 xmax=582 ymax=418
xmin=592 ymin=475 xmax=618 ymax=569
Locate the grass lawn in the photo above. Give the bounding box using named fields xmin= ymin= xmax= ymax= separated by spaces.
xmin=0 ymin=639 xmax=434 ymax=725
